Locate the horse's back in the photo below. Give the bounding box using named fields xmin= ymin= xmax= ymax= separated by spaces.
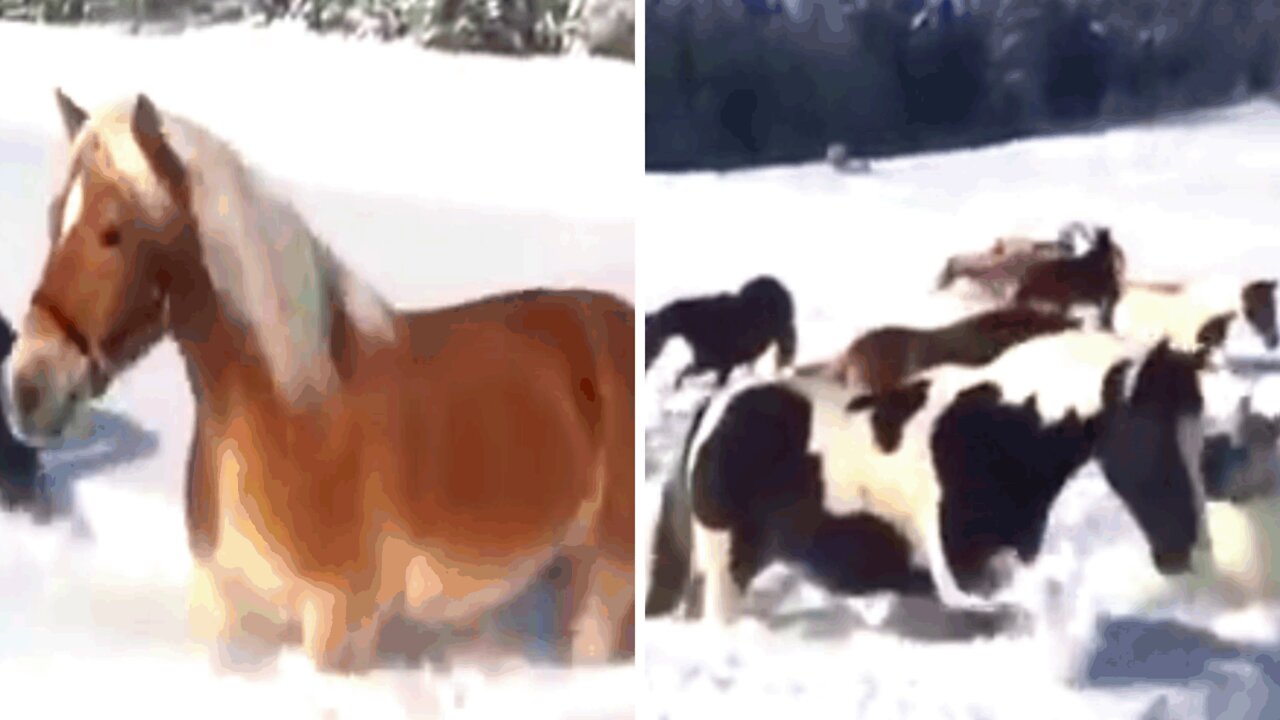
xmin=920 ymin=331 xmax=1135 ymax=422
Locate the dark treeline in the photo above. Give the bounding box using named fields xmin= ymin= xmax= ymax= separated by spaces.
xmin=647 ymin=0 xmax=1280 ymax=171
xmin=3 ymin=0 xmax=633 ymax=59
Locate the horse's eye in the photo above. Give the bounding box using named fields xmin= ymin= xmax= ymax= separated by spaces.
xmin=102 ymin=229 xmax=122 ymax=247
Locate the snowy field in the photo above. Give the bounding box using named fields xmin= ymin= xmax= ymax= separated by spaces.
xmin=643 ymin=100 xmax=1280 ymax=719
xmin=0 ymin=22 xmax=635 ymax=719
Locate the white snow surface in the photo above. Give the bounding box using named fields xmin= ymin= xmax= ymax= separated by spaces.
xmin=644 ymin=100 xmax=1280 ymax=719
xmin=0 ymin=22 xmax=635 ymax=720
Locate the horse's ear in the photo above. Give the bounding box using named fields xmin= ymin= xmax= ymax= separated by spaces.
xmin=130 ymin=93 xmax=186 ymax=191
xmin=54 ymin=88 xmax=88 ymax=140
xmin=131 ymin=93 xmax=164 ymax=146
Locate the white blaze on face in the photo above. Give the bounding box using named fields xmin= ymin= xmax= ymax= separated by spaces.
xmin=59 ymin=172 xmax=85 ymax=243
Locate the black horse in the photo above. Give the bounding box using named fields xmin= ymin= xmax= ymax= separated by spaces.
xmin=646 ymin=276 xmax=797 ymax=389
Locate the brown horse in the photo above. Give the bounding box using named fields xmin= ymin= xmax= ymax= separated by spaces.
xmin=935 ymin=223 xmax=1095 ymax=301
xmin=1012 ymin=227 xmax=1127 ymax=330
xmin=8 ymin=90 xmax=635 ymax=673
xmin=819 ymin=307 xmax=1081 ymax=393
xmin=808 ymin=303 xmax=1080 ymax=392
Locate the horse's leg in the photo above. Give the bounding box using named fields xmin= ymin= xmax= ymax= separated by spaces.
xmin=693 ymin=522 xmax=742 ymax=625
xmin=187 ymin=563 xmax=270 ymax=669
xmin=565 ymin=449 xmax=635 ymax=662
xmin=920 ymin=506 xmax=1010 ymax=614
xmin=300 ymin=583 xmax=383 ymax=673
xmin=344 ymin=597 xmax=386 ymax=673
xmin=563 ymin=547 xmax=634 ymax=664
xmin=187 ymin=562 xmax=231 ymax=647
xmin=1098 ymin=294 xmax=1117 ymax=332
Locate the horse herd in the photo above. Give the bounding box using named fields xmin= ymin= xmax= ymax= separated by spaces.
xmin=644 ymin=223 xmax=1280 ymax=634
xmin=0 ymin=90 xmax=636 ymax=674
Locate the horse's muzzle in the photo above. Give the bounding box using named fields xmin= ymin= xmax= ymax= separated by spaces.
xmin=5 ymin=343 xmax=90 ymax=447
xmin=1152 ymin=549 xmax=1193 ymax=575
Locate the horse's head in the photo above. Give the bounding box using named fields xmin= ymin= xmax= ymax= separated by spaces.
xmin=8 ymin=90 xmax=189 ymax=444
xmin=1242 ymin=279 xmax=1279 ymax=351
xmin=1095 ymin=340 xmax=1208 ymax=575
xmin=739 ymin=276 xmax=794 ymax=326
xmin=1085 ymin=226 xmax=1126 ymax=285
xmin=1055 ymin=222 xmax=1091 ymax=256
xmin=739 ymin=276 xmax=796 ymax=369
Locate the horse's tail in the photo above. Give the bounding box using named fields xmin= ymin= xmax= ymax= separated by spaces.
xmin=645 ymin=398 xmax=709 ymax=618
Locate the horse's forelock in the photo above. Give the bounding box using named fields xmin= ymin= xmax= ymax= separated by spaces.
xmin=63 ymin=108 xmax=173 ymax=230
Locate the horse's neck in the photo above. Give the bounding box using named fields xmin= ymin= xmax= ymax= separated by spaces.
xmin=171 ymin=119 xmax=403 ymax=404
xmin=170 ymin=118 xmax=336 ymax=398
xmin=166 ymin=254 xmax=291 ymax=419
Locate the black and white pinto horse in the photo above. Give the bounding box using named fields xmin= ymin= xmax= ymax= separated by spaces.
xmin=646 ymin=331 xmax=1211 ymax=624
xmin=645 ymin=276 xmax=797 ymax=389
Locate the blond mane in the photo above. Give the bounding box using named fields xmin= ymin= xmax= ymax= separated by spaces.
xmin=69 ymin=98 xmax=397 ymax=404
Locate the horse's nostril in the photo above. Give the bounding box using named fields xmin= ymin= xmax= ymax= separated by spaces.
xmin=14 ymin=378 xmax=42 ymax=418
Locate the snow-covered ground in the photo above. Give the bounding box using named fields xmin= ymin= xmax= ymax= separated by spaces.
xmin=0 ymin=22 xmax=635 ymax=719
xmin=643 ymin=100 xmax=1280 ymax=719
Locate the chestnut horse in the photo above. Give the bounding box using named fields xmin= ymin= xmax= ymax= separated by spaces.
xmin=934 ymin=222 xmax=1096 ymax=301
xmin=820 ymin=307 xmax=1081 ymax=393
xmin=1012 ymin=227 xmax=1126 ymax=330
xmin=8 ymin=90 xmax=635 ymax=672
